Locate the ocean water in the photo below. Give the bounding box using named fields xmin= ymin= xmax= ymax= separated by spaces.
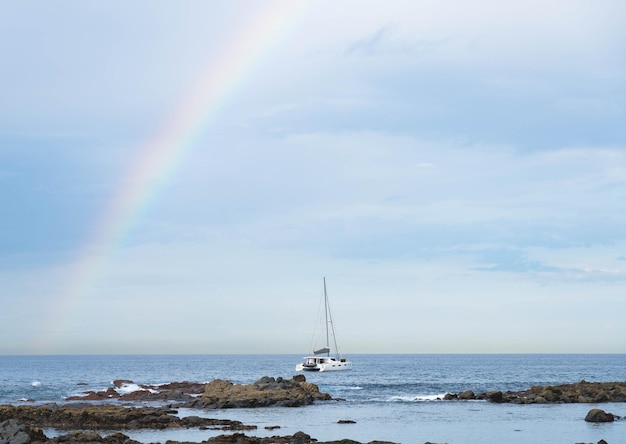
xmin=1 ymin=354 xmax=625 ymax=443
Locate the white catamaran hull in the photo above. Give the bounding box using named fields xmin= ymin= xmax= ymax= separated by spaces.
xmin=295 ymin=357 xmax=352 ymax=372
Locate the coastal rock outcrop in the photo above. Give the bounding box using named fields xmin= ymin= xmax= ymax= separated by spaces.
xmin=448 ymin=381 xmax=626 ymax=404
xmin=190 ymin=376 xmax=332 ymax=409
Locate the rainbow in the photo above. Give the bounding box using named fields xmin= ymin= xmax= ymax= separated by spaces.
xmin=40 ymin=2 xmax=307 ymax=353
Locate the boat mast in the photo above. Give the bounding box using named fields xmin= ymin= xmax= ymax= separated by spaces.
xmin=323 ymin=277 xmax=330 ymax=357
xmin=323 ymin=277 xmax=343 ymax=359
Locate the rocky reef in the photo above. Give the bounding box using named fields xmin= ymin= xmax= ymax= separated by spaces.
xmin=0 ymin=418 xmax=396 ymax=444
xmin=188 ymin=375 xmax=332 ymax=409
xmin=63 ymin=375 xmax=331 ymax=408
xmin=0 ymin=419 xmax=333 ymax=444
xmin=65 ymin=380 xmax=207 ymax=403
xmin=444 ymin=381 xmax=626 ymax=404
xmin=0 ymin=404 xmax=252 ymax=431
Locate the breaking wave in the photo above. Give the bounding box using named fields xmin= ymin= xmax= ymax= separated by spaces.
xmin=114 ymin=382 xmax=157 ymax=395
xmin=387 ymin=393 xmax=449 ymax=402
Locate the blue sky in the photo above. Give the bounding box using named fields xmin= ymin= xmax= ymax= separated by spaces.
xmin=1 ymin=0 xmax=625 ymax=354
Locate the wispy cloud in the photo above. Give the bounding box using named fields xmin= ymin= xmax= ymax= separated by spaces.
xmin=344 ymin=25 xmax=394 ymax=56
xmin=474 ymin=248 xmax=626 ymax=282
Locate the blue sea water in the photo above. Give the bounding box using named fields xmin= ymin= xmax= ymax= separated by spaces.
xmin=1 ymin=354 xmax=625 ymax=443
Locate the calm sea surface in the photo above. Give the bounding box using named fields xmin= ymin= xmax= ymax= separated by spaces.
xmin=1 ymin=354 xmax=625 ymax=443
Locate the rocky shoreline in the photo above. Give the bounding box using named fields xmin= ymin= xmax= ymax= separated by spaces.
xmin=1 ymin=377 xmax=624 ymax=444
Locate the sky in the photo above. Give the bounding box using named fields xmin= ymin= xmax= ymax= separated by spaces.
xmin=1 ymin=0 xmax=625 ymax=355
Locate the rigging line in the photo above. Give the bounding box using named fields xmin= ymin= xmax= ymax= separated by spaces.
xmin=307 ymin=283 xmax=326 ymax=354
xmin=326 ymin=282 xmax=342 ymax=358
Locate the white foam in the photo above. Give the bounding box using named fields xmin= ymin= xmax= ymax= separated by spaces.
xmin=115 ymin=383 xmax=144 ymax=394
xmin=388 ymin=393 xmax=449 ymax=402
xmin=31 ymin=381 xmax=41 ymax=387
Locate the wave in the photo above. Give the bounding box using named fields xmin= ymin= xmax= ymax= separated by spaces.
xmin=323 ymin=384 xmax=363 ymax=391
xmin=31 ymin=381 xmax=41 ymax=387
xmin=387 ymin=393 xmax=449 ymax=402
xmin=114 ymin=382 xmax=157 ymax=395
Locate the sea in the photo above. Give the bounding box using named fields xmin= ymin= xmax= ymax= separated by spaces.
xmin=1 ymin=354 xmax=625 ymax=444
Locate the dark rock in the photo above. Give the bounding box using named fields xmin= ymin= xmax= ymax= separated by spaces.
xmin=486 ymin=391 xmax=503 ymax=403
xmin=112 ymin=380 xmax=133 ymax=389
xmin=458 ymin=390 xmax=475 ymax=400
xmin=204 ymin=431 xmax=315 ymax=444
xmin=337 ymin=419 xmax=356 ymax=424
xmin=0 ymin=419 xmax=47 ymax=444
xmin=50 ymin=430 xmax=142 ymax=443
xmin=585 ymin=408 xmax=615 ymax=423
xmin=320 ymin=440 xmax=361 ymax=444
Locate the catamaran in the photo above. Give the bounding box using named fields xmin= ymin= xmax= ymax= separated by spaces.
xmin=295 ymin=277 xmax=352 ymax=372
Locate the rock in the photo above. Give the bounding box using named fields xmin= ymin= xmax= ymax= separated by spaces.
xmin=585 ymin=409 xmax=615 ymax=423
xmin=0 ymin=419 xmax=47 ymax=444
xmin=204 ymin=431 xmax=316 ymax=444
xmin=486 ymin=391 xmax=503 ymax=403
xmin=50 ymin=430 xmax=141 ymax=443
xmin=458 ymin=390 xmax=475 ymax=400
xmin=337 ymin=419 xmax=356 ymax=424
